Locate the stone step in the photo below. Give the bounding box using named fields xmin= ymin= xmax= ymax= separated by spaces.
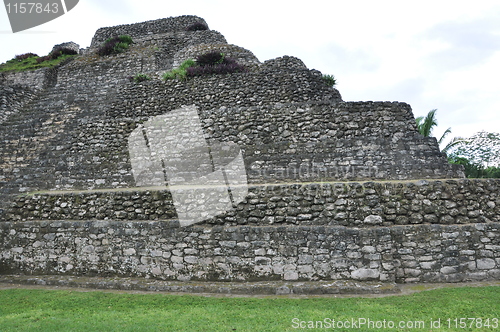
xmin=0 ymin=274 xmax=401 ymax=296
xmin=4 ymin=178 xmax=499 ymax=227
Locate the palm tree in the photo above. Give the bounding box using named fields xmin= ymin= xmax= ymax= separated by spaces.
xmin=441 ymin=136 xmax=467 ymax=154
xmin=415 ymin=109 xmax=464 ymax=153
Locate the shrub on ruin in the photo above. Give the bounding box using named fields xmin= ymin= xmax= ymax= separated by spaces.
xmin=322 ymin=74 xmax=337 ymax=87
xmin=162 ymin=59 xmax=196 ymax=81
xmin=36 ymin=56 xmax=51 ymax=64
xmin=15 ymin=53 xmax=39 ymax=61
xmin=187 ymin=52 xmax=247 ymax=77
xmin=195 ymin=51 xmax=226 ymax=66
xmin=97 ymin=35 xmax=133 ymax=56
xmin=34 ymin=47 xmax=78 ymax=64
xmin=162 ymin=52 xmax=247 ymax=81
xmin=50 ymin=47 xmax=78 ymax=60
xmin=1 ymin=48 xmax=77 ymax=72
xmin=185 ymin=22 xmax=208 ymax=31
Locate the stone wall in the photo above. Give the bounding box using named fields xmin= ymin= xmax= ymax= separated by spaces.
xmin=1 ymin=16 xmax=489 ymax=287
xmin=110 ymin=56 xmax=340 ymax=114
xmin=172 ymin=43 xmax=261 ymax=68
xmin=0 ymin=15 xmax=459 ymax=205
xmin=90 ymin=15 xmax=208 ymax=48
xmin=0 ymin=219 xmax=498 ymax=283
xmin=5 ymin=179 xmax=499 ymax=226
xmin=0 ymin=85 xmax=40 ymax=125
xmin=0 ymin=54 xmax=344 ymax=208
xmin=0 ymin=69 xmax=50 ymax=90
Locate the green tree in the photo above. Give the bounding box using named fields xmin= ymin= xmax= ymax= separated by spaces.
xmin=447 ymin=131 xmax=500 ymax=178
xmin=416 ymin=109 xmax=438 ymax=137
xmin=448 ymin=155 xmax=500 ymax=178
xmin=448 ymin=131 xmax=500 ymax=166
xmin=415 ymin=109 xmax=458 ymax=152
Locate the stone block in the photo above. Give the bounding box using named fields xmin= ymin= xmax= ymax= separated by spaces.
xmin=284 ymin=271 xmax=299 ymax=280
xmin=477 ymin=258 xmax=496 ymax=270
xmin=351 ymin=268 xmax=380 ymax=280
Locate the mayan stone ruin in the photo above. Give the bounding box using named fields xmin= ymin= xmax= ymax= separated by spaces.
xmin=0 ymin=16 xmax=499 ymax=292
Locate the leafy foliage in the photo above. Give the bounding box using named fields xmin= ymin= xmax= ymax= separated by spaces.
xmin=97 ymin=35 xmax=133 ymax=56
xmin=448 ymin=155 xmax=500 ymax=178
xmin=50 ymin=47 xmax=78 ymax=59
xmin=189 ymin=52 xmax=247 ymax=77
xmin=35 ymin=47 xmax=78 ymax=64
xmin=185 ymin=22 xmax=209 ymax=31
xmin=447 ymin=131 xmax=500 ymax=167
xmin=129 ymin=73 xmax=151 ymax=83
xmin=15 ymin=53 xmax=38 ymax=61
xmin=163 ymin=52 xmax=247 ymax=81
xmin=415 ymin=109 xmax=455 ymax=152
xmin=195 ymin=51 xmax=226 ymax=66
xmin=0 ymin=51 xmax=77 ymax=73
xmin=162 ymin=59 xmax=196 ymax=80
xmin=35 ymin=55 xmax=51 ymax=63
xmin=322 ymin=74 xmax=337 ymax=87
xmin=446 ymin=131 xmax=500 ymax=178
xmin=416 ymin=109 xmax=439 ymax=137
xmin=190 ymin=53 xmax=247 ymax=77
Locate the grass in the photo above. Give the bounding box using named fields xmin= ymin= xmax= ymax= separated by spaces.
xmin=0 ymin=54 xmax=77 ymax=73
xmin=0 ymin=286 xmax=498 ymax=331
xmin=163 ymin=59 xmax=196 ymax=80
xmin=129 ymin=73 xmax=151 ymax=83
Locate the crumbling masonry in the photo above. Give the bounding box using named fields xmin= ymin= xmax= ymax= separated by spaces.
xmin=1 ymin=16 xmax=499 ymax=286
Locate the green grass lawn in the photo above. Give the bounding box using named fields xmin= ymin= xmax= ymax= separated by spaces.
xmin=0 ymin=286 xmax=498 ymax=331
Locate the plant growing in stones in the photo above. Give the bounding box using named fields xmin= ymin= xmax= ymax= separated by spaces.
xmin=322 ymin=74 xmax=337 ymax=87
xmin=188 ymin=51 xmax=247 ymax=77
xmin=129 ymin=73 xmax=151 ymax=83
xmin=162 ymin=59 xmax=196 ymax=80
xmin=162 ymin=52 xmax=247 ymax=81
xmin=50 ymin=47 xmax=78 ymax=59
xmin=14 ymin=53 xmax=39 ymax=61
xmin=196 ymin=51 xmax=226 ymax=66
xmin=36 ymin=47 xmax=78 ymax=64
xmin=97 ymin=35 xmax=133 ymax=56
xmin=0 ymin=50 xmax=77 ymax=72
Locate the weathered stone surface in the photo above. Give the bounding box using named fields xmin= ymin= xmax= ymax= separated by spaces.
xmin=477 ymin=258 xmax=496 ymax=270
xmin=5 ymin=180 xmax=499 ymax=227
xmin=0 ymin=220 xmax=498 ymax=283
xmin=351 ymin=269 xmax=380 ymax=280
xmin=0 ymin=16 xmax=463 ymax=213
xmin=0 ymin=274 xmax=401 ymax=295
xmin=0 ymin=16 xmax=496 ymax=287
xmin=52 ymin=42 xmax=80 ymax=54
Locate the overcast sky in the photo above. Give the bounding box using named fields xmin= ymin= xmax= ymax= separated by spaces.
xmin=1 ymin=0 xmax=499 ymax=147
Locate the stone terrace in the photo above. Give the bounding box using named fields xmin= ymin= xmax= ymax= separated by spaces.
xmin=1 ymin=16 xmax=496 ymax=289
